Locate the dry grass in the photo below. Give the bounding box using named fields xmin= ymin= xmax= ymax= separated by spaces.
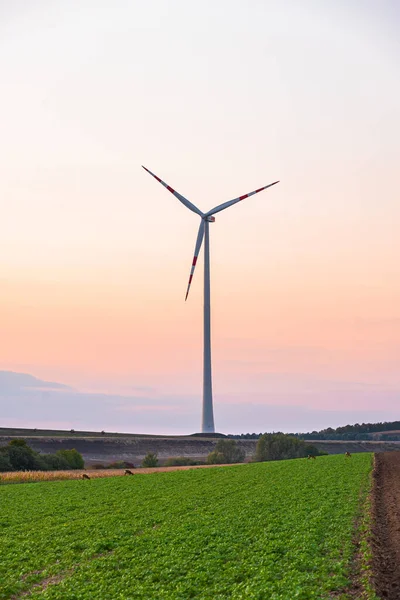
xmin=0 ymin=463 xmax=239 ymax=484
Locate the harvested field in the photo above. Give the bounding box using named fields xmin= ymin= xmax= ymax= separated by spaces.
xmin=371 ymin=451 xmax=400 ymax=600
xmin=0 ymin=463 xmax=238 ymax=485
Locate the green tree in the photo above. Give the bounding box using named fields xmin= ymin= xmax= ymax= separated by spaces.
xmin=0 ymin=450 xmax=13 ymax=472
xmin=0 ymin=441 xmax=84 ymax=472
xmin=8 ymin=439 xmax=29 ymax=448
xmin=6 ymin=440 xmax=43 ymax=471
xmin=255 ymin=433 xmax=320 ymax=462
xmin=41 ymin=453 xmax=71 ymax=470
xmin=213 ymin=439 xmax=245 ymax=464
xmin=56 ymin=449 xmax=84 ymax=469
xmin=142 ymin=452 xmax=159 ymax=468
xmin=206 ymin=451 xmax=226 ymax=465
xmin=304 ymin=444 xmax=325 ymax=457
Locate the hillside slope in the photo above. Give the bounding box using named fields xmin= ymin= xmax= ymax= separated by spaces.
xmin=1 ymin=430 xmax=399 ymax=464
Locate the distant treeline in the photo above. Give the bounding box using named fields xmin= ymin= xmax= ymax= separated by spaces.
xmin=293 ymin=421 xmax=400 ymax=441
xmin=228 ymin=421 xmax=400 ymax=441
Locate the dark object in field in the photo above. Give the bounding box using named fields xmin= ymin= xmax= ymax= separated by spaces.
xmin=345 ymin=451 xmax=351 ymax=458
xmin=307 ymin=454 xmax=316 ymax=460
xmin=82 ymin=473 xmax=90 ymax=479
xmin=124 ymin=469 xmax=134 ymax=475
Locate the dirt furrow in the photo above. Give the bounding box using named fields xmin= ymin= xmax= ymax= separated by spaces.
xmin=371 ymin=452 xmax=400 ymax=599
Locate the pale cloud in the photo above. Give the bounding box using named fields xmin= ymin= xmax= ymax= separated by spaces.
xmin=1 ymin=371 xmax=399 ymax=435
xmin=0 ymin=371 xmax=72 ymax=393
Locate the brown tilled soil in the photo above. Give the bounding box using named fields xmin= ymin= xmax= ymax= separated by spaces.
xmin=371 ymin=452 xmax=400 ymax=599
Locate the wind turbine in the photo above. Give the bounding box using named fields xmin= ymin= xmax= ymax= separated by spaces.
xmin=142 ymin=166 xmax=279 ymax=433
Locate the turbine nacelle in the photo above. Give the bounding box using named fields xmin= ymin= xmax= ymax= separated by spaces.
xmin=142 ymin=165 xmax=279 ymax=301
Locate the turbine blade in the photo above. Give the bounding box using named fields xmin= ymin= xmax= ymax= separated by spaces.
xmin=185 ymin=220 xmax=205 ymax=301
xmin=205 ymin=181 xmax=279 ymax=217
xmin=142 ymin=166 xmax=203 ymax=216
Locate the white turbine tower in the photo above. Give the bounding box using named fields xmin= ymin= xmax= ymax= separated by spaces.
xmin=143 ymin=166 xmax=279 ymax=433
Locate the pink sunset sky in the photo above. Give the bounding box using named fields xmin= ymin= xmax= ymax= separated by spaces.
xmin=1 ymin=1 xmax=399 ymax=434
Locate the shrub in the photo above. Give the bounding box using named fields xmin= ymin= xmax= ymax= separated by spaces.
xmin=9 ymin=439 xmax=29 ymax=448
xmin=206 ymin=439 xmax=246 ymax=465
xmin=7 ymin=442 xmax=42 ymax=471
xmin=304 ymin=444 xmax=326 ymax=457
xmin=56 ymin=449 xmax=84 ymax=469
xmin=40 ymin=454 xmax=71 ymax=471
xmin=255 ymin=433 xmax=321 ymax=462
xmin=206 ymin=451 xmax=226 ymax=465
xmin=0 ymin=450 xmax=13 ymax=472
xmin=0 ymin=442 xmax=84 ymax=472
xmin=142 ymin=452 xmax=159 ymax=468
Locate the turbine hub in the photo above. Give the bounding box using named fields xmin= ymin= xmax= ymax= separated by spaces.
xmin=205 ymin=216 xmax=215 ymax=222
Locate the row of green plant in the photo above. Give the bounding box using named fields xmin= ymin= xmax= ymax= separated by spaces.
xmin=0 ymin=454 xmax=373 ymax=599
xmin=0 ymin=440 xmax=84 ymax=472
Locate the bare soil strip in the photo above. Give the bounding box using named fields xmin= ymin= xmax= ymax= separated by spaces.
xmin=371 ymin=452 xmax=400 ymax=599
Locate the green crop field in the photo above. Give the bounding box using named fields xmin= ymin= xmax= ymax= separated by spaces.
xmin=0 ymin=454 xmax=372 ymax=600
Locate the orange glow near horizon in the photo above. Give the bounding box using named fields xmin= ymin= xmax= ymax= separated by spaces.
xmin=1 ymin=2 xmax=399 ymax=433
